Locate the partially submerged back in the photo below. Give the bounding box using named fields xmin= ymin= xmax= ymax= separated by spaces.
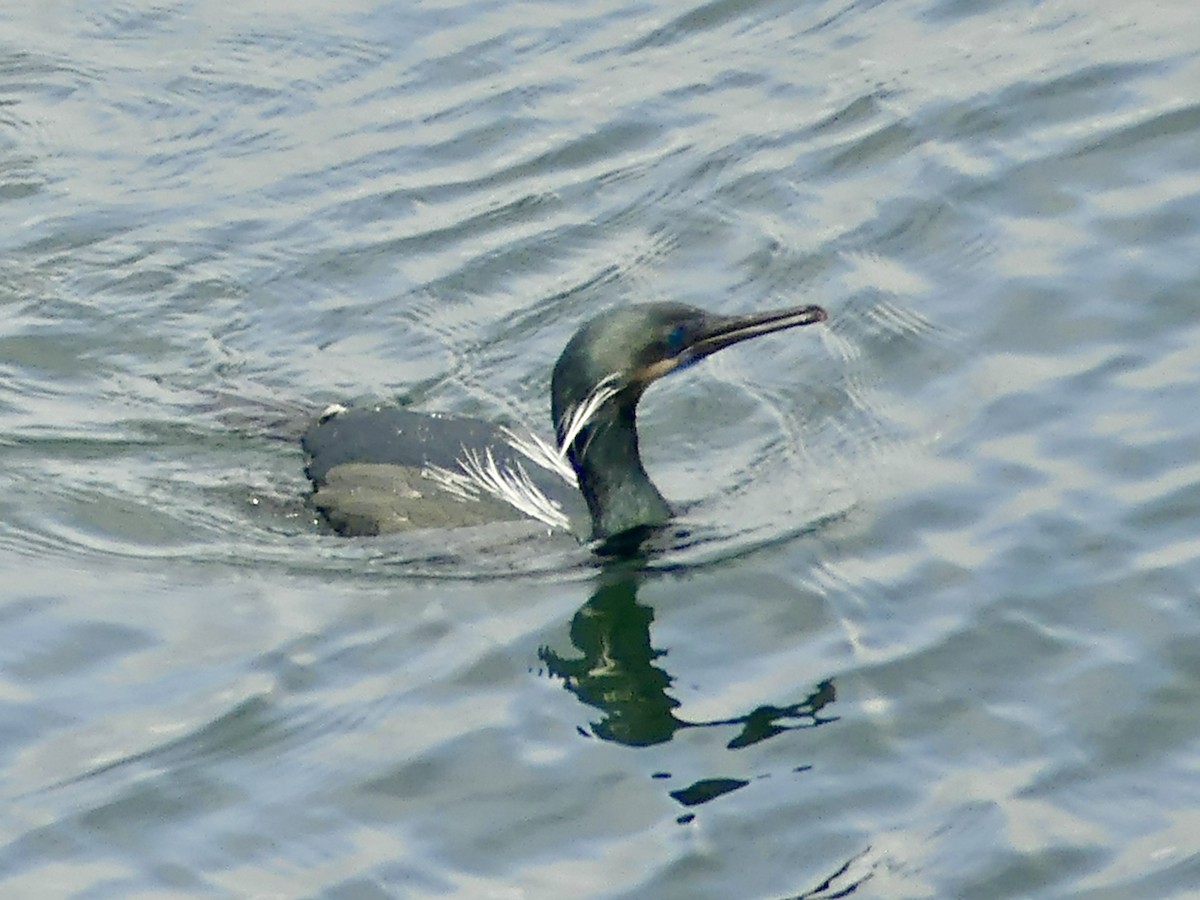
xmin=302 ymin=406 xmax=586 ymax=536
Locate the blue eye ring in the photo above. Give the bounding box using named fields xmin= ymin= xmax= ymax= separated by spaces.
xmin=666 ymin=324 xmax=688 ymax=355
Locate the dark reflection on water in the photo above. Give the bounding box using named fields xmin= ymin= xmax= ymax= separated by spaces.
xmin=539 ymin=560 xmax=838 ymax=820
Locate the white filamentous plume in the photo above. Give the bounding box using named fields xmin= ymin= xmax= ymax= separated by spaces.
xmin=421 ymin=374 xmax=622 ymax=532
xmin=500 ymin=372 xmax=622 ymax=485
xmin=554 ymin=373 xmax=621 ymax=463
xmin=422 ymin=465 xmax=483 ymax=504
xmin=459 ymin=447 xmax=571 ymax=530
xmin=423 ymin=448 xmax=571 ymax=531
xmin=500 ymin=427 xmax=577 ymax=485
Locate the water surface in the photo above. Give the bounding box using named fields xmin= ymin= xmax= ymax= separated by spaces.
xmin=2 ymin=0 xmax=1200 ymax=896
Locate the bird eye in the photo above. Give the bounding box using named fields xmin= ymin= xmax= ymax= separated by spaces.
xmin=666 ymin=324 xmax=687 ymax=355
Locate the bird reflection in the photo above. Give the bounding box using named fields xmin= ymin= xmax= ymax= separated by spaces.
xmin=538 ymin=567 xmax=837 ymax=750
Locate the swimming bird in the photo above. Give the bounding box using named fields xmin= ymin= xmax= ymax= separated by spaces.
xmin=302 ymin=301 xmax=827 ymax=545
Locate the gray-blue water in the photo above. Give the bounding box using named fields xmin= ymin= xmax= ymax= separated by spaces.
xmin=3 ymin=1 xmax=1199 ymax=897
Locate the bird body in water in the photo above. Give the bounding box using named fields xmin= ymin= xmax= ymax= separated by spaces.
xmin=302 ymin=302 xmax=827 ymax=546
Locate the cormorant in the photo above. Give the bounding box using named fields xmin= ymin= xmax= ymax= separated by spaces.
xmin=302 ymin=302 xmax=827 ymax=545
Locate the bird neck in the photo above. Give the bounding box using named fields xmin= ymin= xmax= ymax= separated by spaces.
xmin=571 ymin=403 xmax=672 ymax=542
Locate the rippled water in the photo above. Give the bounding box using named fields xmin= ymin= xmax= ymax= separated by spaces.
xmin=3 ymin=0 xmax=1200 ymax=896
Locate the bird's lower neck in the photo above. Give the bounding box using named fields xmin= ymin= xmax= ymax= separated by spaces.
xmin=572 ymin=406 xmax=672 ymax=541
